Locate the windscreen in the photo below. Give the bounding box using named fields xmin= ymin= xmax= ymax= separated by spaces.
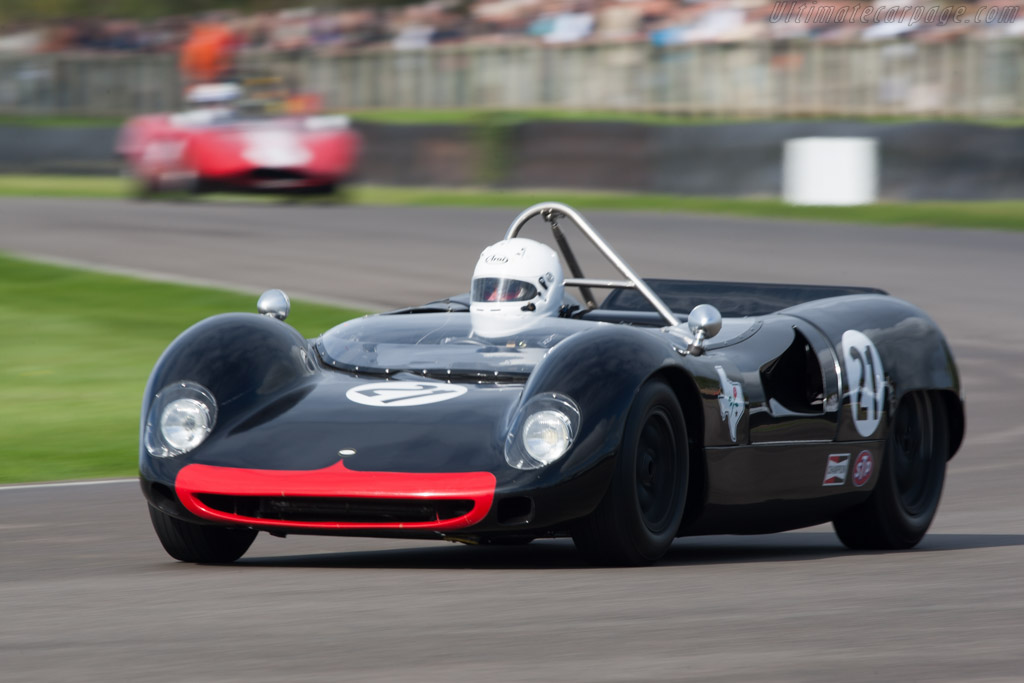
xmin=316 ymin=312 xmax=586 ymax=378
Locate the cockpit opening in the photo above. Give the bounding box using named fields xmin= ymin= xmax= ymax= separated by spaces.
xmin=760 ymin=329 xmax=825 ymax=415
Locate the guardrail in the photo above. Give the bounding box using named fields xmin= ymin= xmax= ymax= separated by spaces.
xmin=2 ymin=38 xmax=1023 ymax=118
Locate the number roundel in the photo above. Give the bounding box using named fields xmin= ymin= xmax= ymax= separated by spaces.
xmin=841 ymin=330 xmax=885 ymax=438
xmin=346 ymin=381 xmax=467 ymax=407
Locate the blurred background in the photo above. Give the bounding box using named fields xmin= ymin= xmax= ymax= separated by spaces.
xmin=3 ymin=0 xmax=1024 ymax=199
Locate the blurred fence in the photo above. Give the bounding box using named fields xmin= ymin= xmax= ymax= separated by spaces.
xmin=0 ymin=53 xmax=181 ymax=115
xmin=2 ymin=38 xmax=1024 ymax=117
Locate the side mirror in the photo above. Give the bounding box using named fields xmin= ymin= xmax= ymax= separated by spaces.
xmin=686 ymin=304 xmax=722 ymax=356
xmin=257 ymin=289 xmax=290 ymax=321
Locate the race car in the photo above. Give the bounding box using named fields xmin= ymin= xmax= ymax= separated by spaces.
xmin=116 ymin=83 xmax=360 ymax=196
xmin=139 ymin=202 xmax=964 ymax=566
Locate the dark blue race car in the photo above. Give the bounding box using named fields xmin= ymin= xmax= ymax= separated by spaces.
xmin=140 ymin=202 xmax=964 ymax=565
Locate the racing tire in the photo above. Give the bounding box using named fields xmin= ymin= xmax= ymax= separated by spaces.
xmin=307 ymin=182 xmax=338 ymax=196
xmin=148 ymin=505 xmax=257 ymax=564
xmin=124 ymin=165 xmax=159 ymax=201
xmin=833 ymin=392 xmax=949 ymax=550
xmin=571 ymin=380 xmax=688 ymax=566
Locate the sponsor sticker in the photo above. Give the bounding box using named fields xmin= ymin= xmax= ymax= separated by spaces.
xmin=823 ymin=453 xmax=850 ymax=486
xmin=714 ymin=365 xmax=745 ymax=443
xmin=346 ymin=381 xmax=467 ymax=407
xmin=852 ymin=450 xmax=874 ymax=487
xmin=841 ymin=330 xmax=886 ymax=438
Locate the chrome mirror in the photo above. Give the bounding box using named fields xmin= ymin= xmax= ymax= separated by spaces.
xmin=257 ymin=289 xmax=290 ymax=321
xmin=686 ymin=304 xmax=722 ymax=356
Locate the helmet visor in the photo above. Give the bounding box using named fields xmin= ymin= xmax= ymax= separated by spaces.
xmin=472 ymin=278 xmax=539 ymax=303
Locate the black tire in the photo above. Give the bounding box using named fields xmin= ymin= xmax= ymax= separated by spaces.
xmin=148 ymin=505 xmax=257 ymax=564
xmin=124 ymin=167 xmax=159 ymax=200
xmin=571 ymin=380 xmax=689 ymax=566
xmin=308 ymin=182 xmax=338 ymax=196
xmin=833 ymin=392 xmax=949 ymax=550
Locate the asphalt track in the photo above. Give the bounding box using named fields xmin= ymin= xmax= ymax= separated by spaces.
xmin=1 ymin=197 xmax=1023 ymax=682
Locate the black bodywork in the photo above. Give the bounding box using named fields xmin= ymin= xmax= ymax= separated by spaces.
xmin=140 ymin=203 xmax=964 ymax=564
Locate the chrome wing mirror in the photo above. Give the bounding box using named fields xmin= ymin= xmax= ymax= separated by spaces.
xmin=257 ymin=289 xmax=290 ymax=321
xmin=686 ymin=304 xmax=722 ymax=356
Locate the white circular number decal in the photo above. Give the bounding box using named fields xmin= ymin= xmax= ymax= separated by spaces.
xmin=842 ymin=330 xmax=885 ymax=438
xmin=241 ymin=131 xmax=312 ymax=168
xmin=346 ymin=381 xmax=467 ymax=407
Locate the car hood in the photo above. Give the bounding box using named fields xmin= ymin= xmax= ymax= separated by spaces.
xmin=188 ymin=370 xmax=526 ymax=477
xmin=317 ymin=311 xmax=594 ymax=380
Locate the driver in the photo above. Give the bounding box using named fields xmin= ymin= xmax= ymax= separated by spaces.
xmin=180 ymin=82 xmax=242 ymax=124
xmin=470 ymin=238 xmax=564 ymax=338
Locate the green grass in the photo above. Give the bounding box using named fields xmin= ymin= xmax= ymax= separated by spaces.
xmin=3 ymin=173 xmax=1024 ymax=230
xmin=0 ymin=114 xmax=125 ymax=128
xmin=0 ymin=253 xmax=364 ymax=484
xmin=0 ymin=174 xmax=128 ymax=199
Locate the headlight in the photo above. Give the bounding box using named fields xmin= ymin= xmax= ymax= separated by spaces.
xmin=523 ymin=410 xmax=572 ymax=465
xmin=505 ymin=394 xmax=580 ymax=470
xmin=145 ymin=382 xmax=217 ymax=458
xmin=160 ymin=398 xmax=212 ymax=453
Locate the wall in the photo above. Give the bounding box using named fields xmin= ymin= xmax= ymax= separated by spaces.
xmin=4 ymin=120 xmax=1024 ymax=200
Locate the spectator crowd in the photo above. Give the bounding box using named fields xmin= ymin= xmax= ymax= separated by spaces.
xmin=2 ymin=0 xmax=1022 ymax=56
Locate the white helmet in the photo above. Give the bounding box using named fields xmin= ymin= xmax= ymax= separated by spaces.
xmin=470 ymin=238 xmax=564 ymax=338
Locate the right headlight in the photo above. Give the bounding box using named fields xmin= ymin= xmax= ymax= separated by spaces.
xmin=145 ymin=381 xmax=218 ymax=458
xmin=505 ymin=393 xmax=580 ymax=470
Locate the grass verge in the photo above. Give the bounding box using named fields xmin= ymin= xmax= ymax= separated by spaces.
xmin=2 ymin=173 xmax=1024 ymax=230
xmin=0 ymin=253 xmax=364 ymax=484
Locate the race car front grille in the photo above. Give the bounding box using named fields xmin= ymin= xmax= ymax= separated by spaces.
xmin=249 ymin=169 xmax=306 ymax=181
xmin=196 ymin=494 xmax=474 ymax=524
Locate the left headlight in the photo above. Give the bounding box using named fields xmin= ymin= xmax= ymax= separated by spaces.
xmin=145 ymin=381 xmax=217 ymax=458
xmin=505 ymin=393 xmax=580 ymax=470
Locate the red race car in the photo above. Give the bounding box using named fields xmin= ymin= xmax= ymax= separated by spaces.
xmin=117 ymin=83 xmax=360 ymax=197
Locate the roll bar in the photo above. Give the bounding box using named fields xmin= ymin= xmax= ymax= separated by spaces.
xmin=504 ymin=202 xmax=682 ymax=328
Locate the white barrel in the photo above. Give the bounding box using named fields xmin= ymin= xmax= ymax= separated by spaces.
xmin=782 ymin=137 xmax=879 ymax=206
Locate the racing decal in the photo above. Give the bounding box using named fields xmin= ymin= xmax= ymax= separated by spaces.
xmin=140 ymin=140 xmax=186 ymax=167
xmin=715 ymin=366 xmax=745 ymax=443
xmin=852 ymin=450 xmax=874 ymax=488
xmin=346 ymin=381 xmax=467 ymax=407
xmin=841 ymin=330 xmax=885 ymax=438
xmin=823 ymin=453 xmax=850 ymax=486
xmin=241 ymin=130 xmax=312 ymax=168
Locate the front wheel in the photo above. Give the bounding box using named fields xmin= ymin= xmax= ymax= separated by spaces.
xmin=123 ymin=164 xmax=159 ymax=200
xmin=148 ymin=505 xmax=257 ymax=563
xmin=571 ymin=380 xmax=689 ymax=566
xmin=833 ymin=392 xmax=949 ymax=550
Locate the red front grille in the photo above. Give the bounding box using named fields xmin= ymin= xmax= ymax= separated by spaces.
xmin=196 ymin=494 xmax=473 ymax=524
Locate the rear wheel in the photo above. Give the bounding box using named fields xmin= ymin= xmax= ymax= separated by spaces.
xmin=833 ymin=392 xmax=949 ymax=550
xmin=571 ymin=380 xmax=688 ymax=566
xmin=148 ymin=505 xmax=257 ymax=563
